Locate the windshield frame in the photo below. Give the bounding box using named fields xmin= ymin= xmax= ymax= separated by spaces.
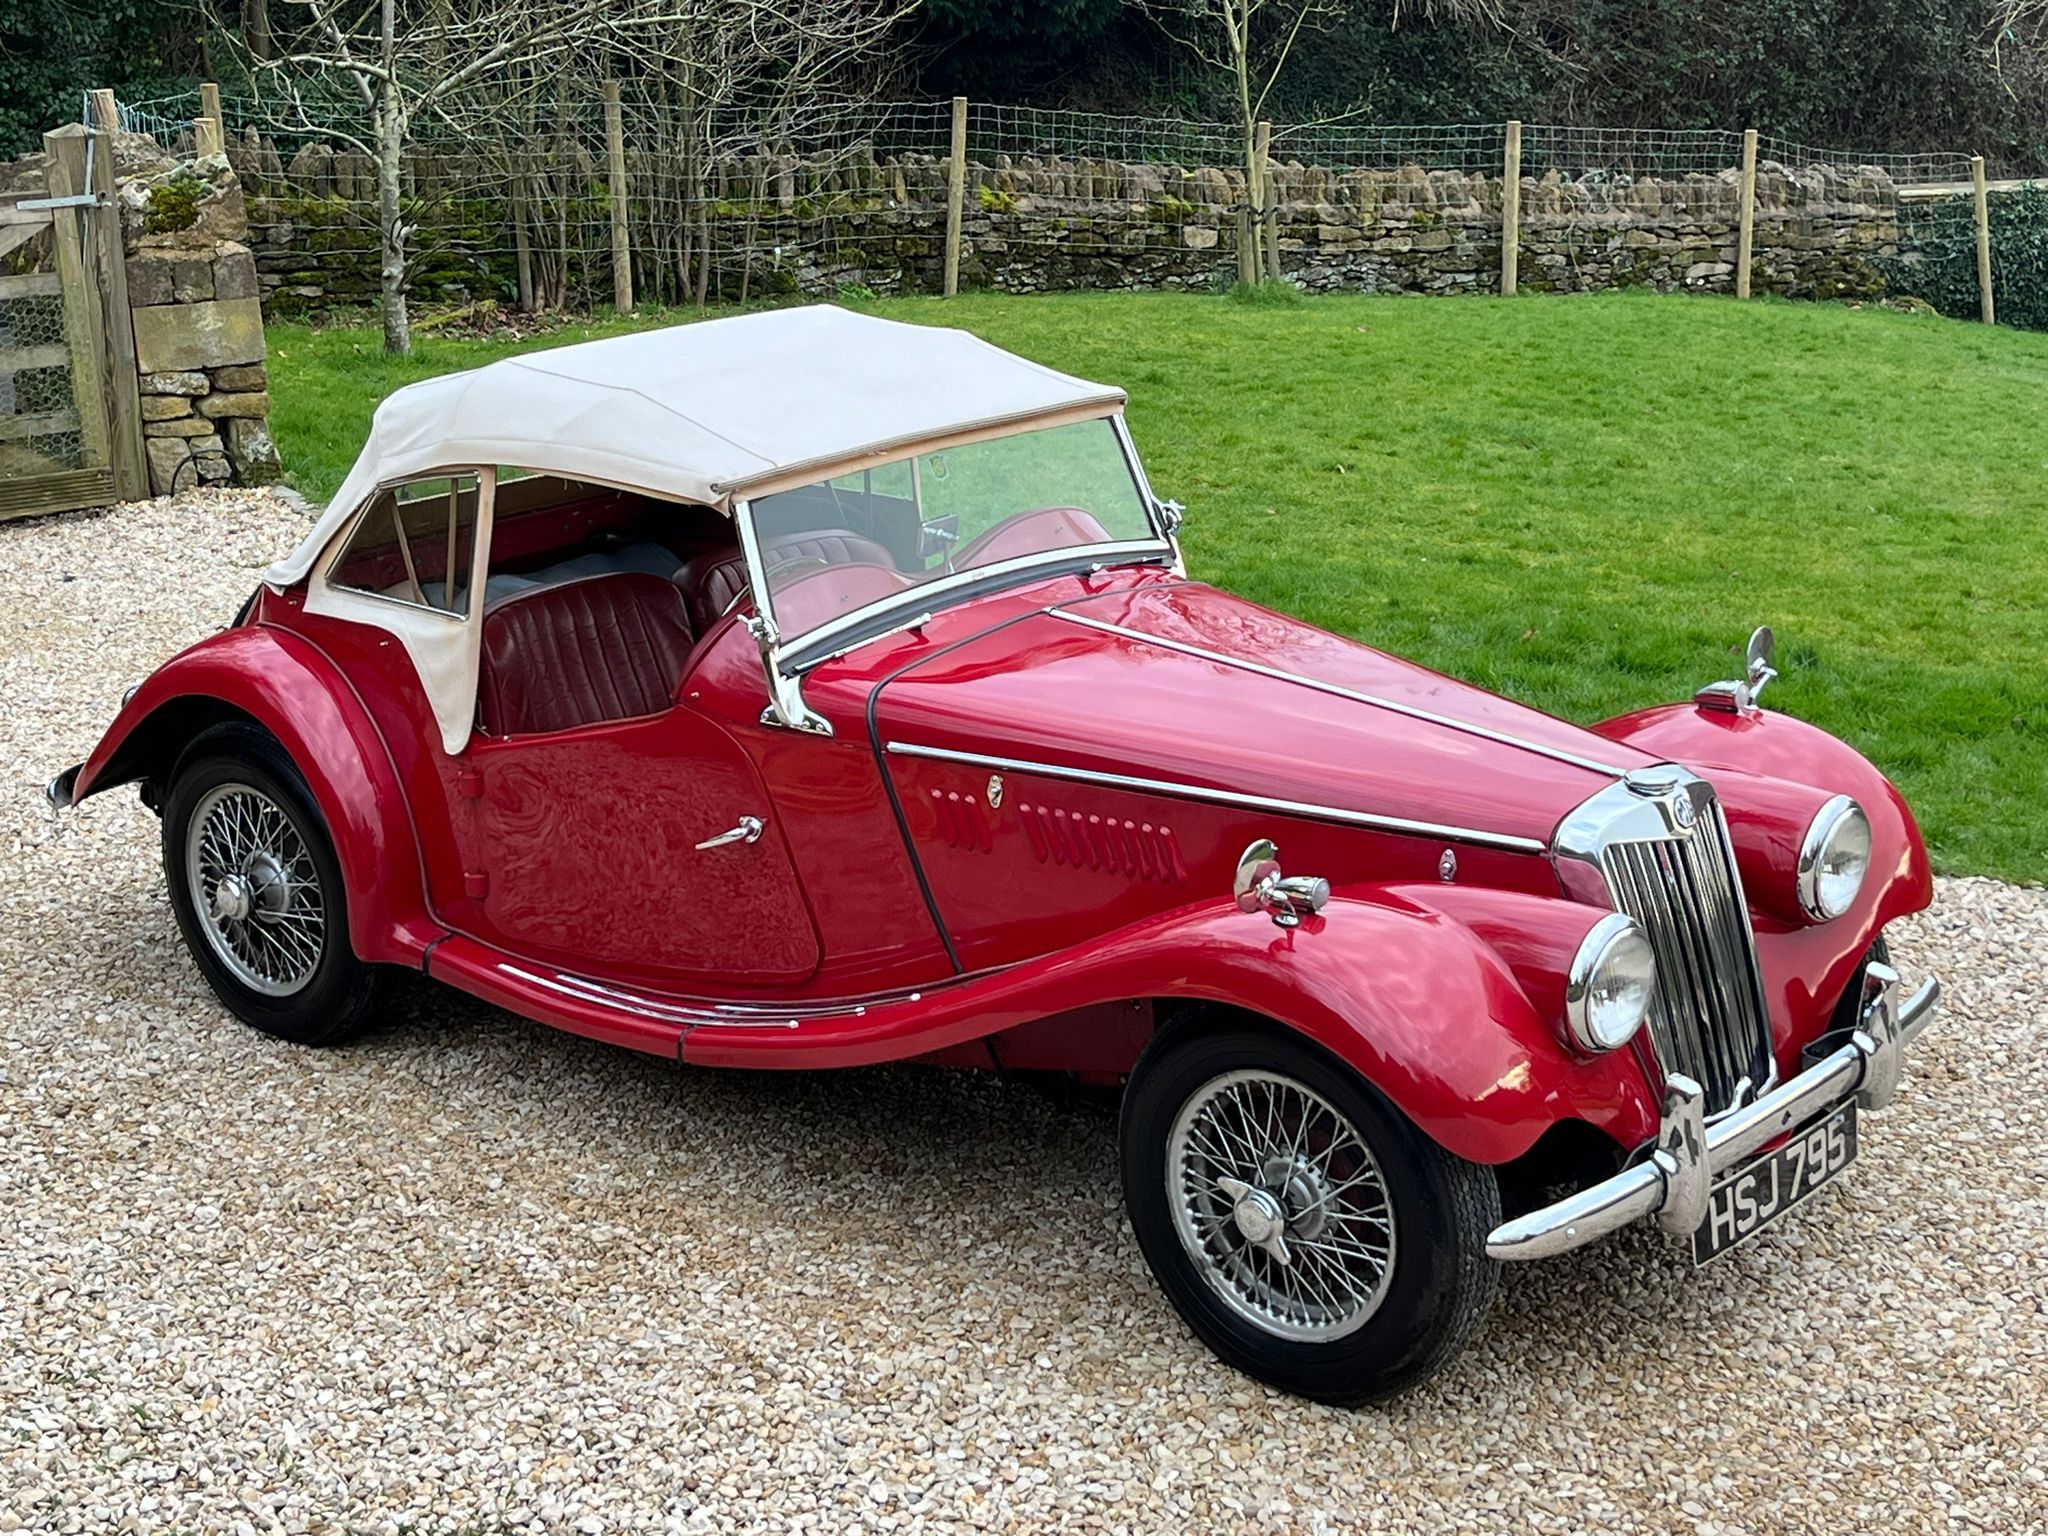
xmin=738 ymin=411 xmax=1177 ymax=679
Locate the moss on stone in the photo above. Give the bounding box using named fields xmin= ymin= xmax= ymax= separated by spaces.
xmin=145 ymin=174 xmax=208 ymax=235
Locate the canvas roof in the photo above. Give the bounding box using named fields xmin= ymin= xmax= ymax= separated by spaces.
xmin=265 ymin=305 xmax=1126 ymax=584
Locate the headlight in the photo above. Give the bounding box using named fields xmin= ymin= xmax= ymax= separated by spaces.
xmin=1798 ymin=795 xmax=1870 ymax=920
xmin=1564 ymin=913 xmax=1657 ymax=1053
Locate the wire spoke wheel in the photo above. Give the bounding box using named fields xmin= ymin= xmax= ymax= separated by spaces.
xmin=1166 ymin=1068 xmax=1397 ymax=1342
xmin=182 ymin=782 xmax=327 ymax=998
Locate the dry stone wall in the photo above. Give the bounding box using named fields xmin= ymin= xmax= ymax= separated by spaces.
xmin=224 ymin=136 xmax=1905 ymax=312
xmin=116 ymin=141 xmax=282 ymax=494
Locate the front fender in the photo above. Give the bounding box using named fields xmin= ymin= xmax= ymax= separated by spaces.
xmin=1595 ymin=701 xmax=1934 ymax=1068
xmin=69 ymin=626 xmax=440 ymax=967
xmin=678 ymin=886 xmax=1659 ymax=1166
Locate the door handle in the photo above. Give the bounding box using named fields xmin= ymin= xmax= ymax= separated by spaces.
xmin=695 ymin=815 xmax=764 ymax=851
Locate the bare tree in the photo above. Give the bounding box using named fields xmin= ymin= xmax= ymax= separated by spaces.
xmin=1140 ymin=0 xmax=1504 ymax=280
xmin=1139 ymin=0 xmax=1345 ymax=280
xmin=218 ymin=0 xmax=907 ymax=353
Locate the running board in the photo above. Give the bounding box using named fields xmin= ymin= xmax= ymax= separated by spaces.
xmin=425 ymin=935 xmax=964 ymax=1066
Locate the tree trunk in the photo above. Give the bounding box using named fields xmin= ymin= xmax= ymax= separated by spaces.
xmin=377 ymin=91 xmax=411 ymax=355
xmin=246 ymin=0 xmax=272 ymax=60
xmin=1230 ymin=8 xmax=1260 ymax=283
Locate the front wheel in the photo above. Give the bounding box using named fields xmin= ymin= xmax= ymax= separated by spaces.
xmin=161 ymin=724 xmax=380 ymax=1045
xmin=1120 ymin=1018 xmax=1500 ymax=1404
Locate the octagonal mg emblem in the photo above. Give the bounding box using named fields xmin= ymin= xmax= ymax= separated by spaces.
xmin=1670 ymin=791 xmax=1697 ymax=832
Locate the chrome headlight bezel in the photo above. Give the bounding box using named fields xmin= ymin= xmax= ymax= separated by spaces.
xmin=1563 ymin=912 xmax=1657 ymax=1054
xmin=1797 ymin=795 xmax=1870 ymax=921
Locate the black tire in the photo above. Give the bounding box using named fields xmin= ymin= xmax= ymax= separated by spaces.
xmin=1120 ymin=1015 xmax=1500 ymax=1405
xmin=161 ymin=723 xmax=380 ymax=1046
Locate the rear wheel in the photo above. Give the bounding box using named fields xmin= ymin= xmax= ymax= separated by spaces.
xmin=1120 ymin=1017 xmax=1499 ymax=1405
xmin=161 ymin=725 xmax=380 ymax=1045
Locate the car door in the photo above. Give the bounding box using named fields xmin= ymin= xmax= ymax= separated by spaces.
xmin=452 ymin=701 xmax=822 ymax=988
xmin=301 ymin=466 xmax=821 ymax=991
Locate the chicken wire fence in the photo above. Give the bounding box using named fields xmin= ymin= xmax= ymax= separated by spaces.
xmin=0 ymin=207 xmax=90 ymax=480
xmin=104 ymin=88 xmax=2030 ymax=322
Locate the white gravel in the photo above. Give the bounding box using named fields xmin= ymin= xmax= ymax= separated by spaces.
xmin=2 ymin=489 xmax=2044 ymax=1535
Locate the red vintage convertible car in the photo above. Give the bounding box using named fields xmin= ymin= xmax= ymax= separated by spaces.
xmin=52 ymin=306 xmax=1939 ymax=1403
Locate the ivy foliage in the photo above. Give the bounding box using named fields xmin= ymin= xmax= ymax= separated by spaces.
xmin=0 ymin=0 xmax=191 ymax=157
xmin=916 ymin=1 xmax=2048 ymax=174
xmin=1884 ymin=186 xmax=2048 ymax=333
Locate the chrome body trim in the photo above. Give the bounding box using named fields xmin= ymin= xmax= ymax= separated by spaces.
xmin=1048 ymin=609 xmax=1632 ymax=778
xmin=494 ymin=965 xmax=954 ymax=1028
xmin=882 ymin=741 xmax=1548 ymax=853
xmin=790 ymin=610 xmax=936 ymax=674
xmin=783 ymin=541 xmax=1174 ymax=672
xmin=1109 ymin=413 xmax=1186 ymax=575
xmin=1487 ymin=971 xmax=1939 ymax=1260
xmin=734 ymin=496 xmax=834 ymax=736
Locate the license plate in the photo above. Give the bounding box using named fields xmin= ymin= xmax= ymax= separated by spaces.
xmin=1693 ymin=1103 xmax=1859 ymax=1264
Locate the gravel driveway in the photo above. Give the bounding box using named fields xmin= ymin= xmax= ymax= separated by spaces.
xmin=3 ymin=491 xmax=2043 ymax=1536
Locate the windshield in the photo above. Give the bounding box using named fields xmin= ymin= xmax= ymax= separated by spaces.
xmin=745 ymin=418 xmax=1160 ymax=648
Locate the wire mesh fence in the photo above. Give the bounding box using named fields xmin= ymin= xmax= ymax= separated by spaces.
xmin=95 ymin=90 xmax=2035 ymax=322
xmin=0 ymin=202 xmax=89 ymax=479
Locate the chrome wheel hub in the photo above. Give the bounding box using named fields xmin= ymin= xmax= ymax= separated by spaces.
xmin=210 ymin=873 xmax=254 ymax=924
xmin=1229 ymin=1184 xmax=1286 ymax=1247
xmin=184 ymin=783 xmax=326 ymax=997
xmin=1166 ymin=1068 xmax=1397 ymax=1342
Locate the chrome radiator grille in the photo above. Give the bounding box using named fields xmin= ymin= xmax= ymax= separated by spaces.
xmin=1599 ymin=798 xmax=1774 ymax=1115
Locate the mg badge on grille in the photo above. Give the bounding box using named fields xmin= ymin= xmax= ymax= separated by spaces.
xmin=1671 ymin=793 xmax=1697 ymax=831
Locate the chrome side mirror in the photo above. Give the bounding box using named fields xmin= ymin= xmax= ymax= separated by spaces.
xmin=1234 ymin=839 xmax=1330 ymax=929
xmin=1695 ymin=624 xmax=1778 ymax=715
xmin=1744 ymin=625 xmax=1777 ymax=703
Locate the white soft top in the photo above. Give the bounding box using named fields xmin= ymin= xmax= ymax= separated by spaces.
xmin=266 ymin=305 xmax=1126 ymax=585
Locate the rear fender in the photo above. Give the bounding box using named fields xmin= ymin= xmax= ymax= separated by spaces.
xmin=69 ymin=626 xmax=440 ymax=966
xmin=681 ymin=886 xmax=1659 ymax=1166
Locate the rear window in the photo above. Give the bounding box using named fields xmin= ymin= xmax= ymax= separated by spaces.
xmin=331 ymin=473 xmax=482 ymax=615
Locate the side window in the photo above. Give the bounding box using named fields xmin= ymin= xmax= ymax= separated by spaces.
xmin=331 ymin=472 xmax=482 ymax=615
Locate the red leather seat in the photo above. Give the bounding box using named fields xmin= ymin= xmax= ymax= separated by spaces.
xmin=478 ymin=573 xmax=694 ymax=737
xmin=672 ymin=530 xmax=897 ymax=636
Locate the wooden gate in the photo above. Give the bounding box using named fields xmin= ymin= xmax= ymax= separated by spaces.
xmin=0 ymin=124 xmax=146 ymax=521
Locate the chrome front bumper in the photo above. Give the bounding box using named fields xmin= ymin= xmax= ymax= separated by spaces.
xmin=1487 ymin=963 xmax=1941 ymax=1261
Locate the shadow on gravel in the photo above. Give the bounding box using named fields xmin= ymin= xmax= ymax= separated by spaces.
xmin=44 ymin=862 xmax=1786 ymax=1408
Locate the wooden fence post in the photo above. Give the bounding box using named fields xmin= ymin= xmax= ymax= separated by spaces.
xmin=1499 ymin=120 xmax=1521 ymax=296
xmin=944 ymin=96 xmax=968 ymax=298
xmin=1972 ymin=154 xmax=1995 ymax=325
xmin=51 ymin=119 xmax=146 ymax=500
xmin=83 ymin=114 xmax=146 ymax=500
xmin=1735 ymin=128 xmax=1758 ymax=299
xmin=41 ymin=130 xmax=119 ymax=499
xmin=200 ymin=82 xmax=224 ymax=144
xmin=604 ymin=80 xmax=633 ymax=313
xmin=192 ymin=116 xmax=223 ymax=160
xmin=1254 ymin=119 xmax=1278 ymax=282
xmin=87 ymin=88 xmax=118 ymax=136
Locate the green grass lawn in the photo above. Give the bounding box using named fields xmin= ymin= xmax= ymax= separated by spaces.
xmin=266 ymin=291 xmax=2048 ymax=882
